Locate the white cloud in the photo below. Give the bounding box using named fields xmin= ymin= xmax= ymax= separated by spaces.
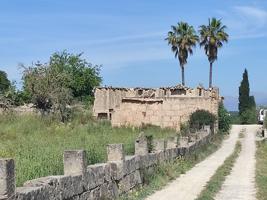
xmin=216 ymin=6 xmax=267 ymax=40
xmin=234 ymin=6 xmax=267 ymax=24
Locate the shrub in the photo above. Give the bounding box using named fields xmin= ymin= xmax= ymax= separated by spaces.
xmin=180 ymin=123 xmax=190 ymax=136
xmin=21 ymin=51 xmax=102 ymax=122
xmin=218 ymin=102 xmax=231 ymax=132
xmin=229 ymin=111 xmax=240 ymax=124
xmin=264 ymin=116 xmax=267 ymax=129
xmin=189 ymin=110 xmax=216 ymax=130
xmin=240 ymin=108 xmax=257 ymax=124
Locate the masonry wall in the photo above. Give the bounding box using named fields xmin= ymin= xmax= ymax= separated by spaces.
xmin=0 ymin=129 xmax=212 ymax=200
xmin=111 ymin=96 xmax=219 ymax=131
xmin=93 ymin=86 xmax=220 ymax=130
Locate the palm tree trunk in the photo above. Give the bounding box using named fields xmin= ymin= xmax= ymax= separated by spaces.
xmin=209 ymin=62 xmax=212 ymax=88
xmin=181 ymin=65 xmax=185 ymax=86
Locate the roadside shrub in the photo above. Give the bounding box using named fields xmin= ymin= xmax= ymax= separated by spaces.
xmin=229 ymin=111 xmax=240 ymax=124
xmin=189 ymin=110 xmax=216 ymax=130
xmin=240 ymin=108 xmax=257 ymax=124
xmin=264 ymin=116 xmax=267 ymax=129
xmin=218 ymin=102 xmax=231 ymax=132
xmin=180 ymin=123 xmax=190 ymax=136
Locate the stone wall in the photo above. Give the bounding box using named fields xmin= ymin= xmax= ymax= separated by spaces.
xmin=93 ymin=86 xmax=221 ymax=130
xmin=112 ymin=96 xmax=219 ymax=131
xmin=0 ymin=128 xmax=212 ymax=200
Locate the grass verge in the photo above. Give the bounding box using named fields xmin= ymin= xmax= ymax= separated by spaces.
xmin=0 ymin=113 xmax=176 ymax=186
xmin=256 ymin=139 xmax=267 ymax=200
xmin=119 ymin=133 xmax=225 ymax=200
xmin=196 ymin=140 xmax=241 ymax=200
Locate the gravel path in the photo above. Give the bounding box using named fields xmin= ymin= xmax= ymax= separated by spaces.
xmin=215 ymin=125 xmax=259 ymax=200
xmin=145 ymin=125 xmax=242 ymax=200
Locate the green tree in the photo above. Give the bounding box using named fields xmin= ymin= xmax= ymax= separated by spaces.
xmin=49 ymin=51 xmax=102 ymax=101
xmin=22 ymin=51 xmax=102 ymax=122
xmin=166 ymin=22 xmax=199 ymax=86
xmin=238 ymin=69 xmax=257 ymax=124
xmin=249 ymin=95 xmax=256 ymax=108
xmin=189 ymin=109 xmax=216 ymax=130
xmin=218 ymin=102 xmax=231 ymax=132
xmin=0 ymin=70 xmax=11 ymax=93
xmin=238 ymin=69 xmax=251 ymax=115
xmin=199 ymin=18 xmax=229 ymax=88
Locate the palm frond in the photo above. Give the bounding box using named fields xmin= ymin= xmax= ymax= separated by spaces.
xmin=166 ymin=21 xmax=198 ymax=67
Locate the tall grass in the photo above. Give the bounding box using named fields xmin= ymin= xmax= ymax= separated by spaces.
xmin=0 ymin=111 xmax=176 ymax=186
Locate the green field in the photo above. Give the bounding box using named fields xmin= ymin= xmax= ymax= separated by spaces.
xmin=0 ymin=112 xmax=176 ymax=186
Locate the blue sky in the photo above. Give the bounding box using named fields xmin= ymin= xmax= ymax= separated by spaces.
xmin=1 ymin=0 xmax=267 ymax=110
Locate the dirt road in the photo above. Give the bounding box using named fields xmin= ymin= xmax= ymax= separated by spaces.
xmin=146 ymin=125 xmax=260 ymax=200
xmin=215 ymin=125 xmax=259 ymax=200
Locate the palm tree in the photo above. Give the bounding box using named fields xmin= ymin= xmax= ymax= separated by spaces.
xmin=165 ymin=22 xmax=199 ymax=86
xmin=199 ymin=18 xmax=229 ymax=88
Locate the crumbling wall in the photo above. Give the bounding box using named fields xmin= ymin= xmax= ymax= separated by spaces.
xmin=93 ymin=86 xmax=220 ymax=129
xmin=112 ymin=96 xmax=219 ymax=131
xmin=93 ymin=87 xmax=157 ymax=120
xmin=0 ymin=129 xmax=212 ymax=200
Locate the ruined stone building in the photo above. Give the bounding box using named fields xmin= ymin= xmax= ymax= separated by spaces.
xmin=93 ymin=85 xmax=221 ymax=130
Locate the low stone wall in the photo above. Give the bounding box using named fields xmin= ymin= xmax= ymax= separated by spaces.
xmin=0 ymin=128 xmax=212 ymax=200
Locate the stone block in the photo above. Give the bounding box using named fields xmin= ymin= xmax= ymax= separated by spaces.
xmin=109 ymin=161 xmax=124 ymax=180
xmin=166 ymin=137 xmax=178 ymax=149
xmin=0 ymin=159 xmax=15 ymax=200
xmin=157 ymin=151 xmax=165 ymax=164
xmin=53 ymin=175 xmax=74 ymax=199
xmin=118 ymin=170 xmax=141 ymax=194
xmin=107 ymin=144 xmax=125 ymax=162
xmin=99 ymin=182 xmax=108 ymax=199
xmin=188 ymin=142 xmax=195 ymax=154
xmin=135 ymin=134 xmax=148 ymax=156
xmin=179 ymin=137 xmax=189 ymax=147
xmin=90 ymin=163 xmax=107 ymax=184
xmin=165 ymin=149 xmax=173 ymax=161
xmin=23 ymin=175 xmax=80 ymax=199
xmin=124 ymin=156 xmax=138 ymax=175
xmin=79 ymin=191 xmax=91 ymax=200
xmin=133 ymin=155 xmax=141 ymax=170
xmin=106 ymin=181 xmax=119 ymax=199
xmin=152 ymin=139 xmax=166 ymax=152
xmin=170 ymin=148 xmax=177 ymax=159
xmin=16 ymin=186 xmax=47 ymax=200
xmin=71 ymin=174 xmax=84 ymax=196
xmin=88 ymin=187 xmax=101 ymax=200
xmin=23 ymin=176 xmax=59 ymax=199
xmin=84 ymin=164 xmax=105 ymax=190
xmin=64 ymin=150 xmax=87 ymax=176
xmin=139 ymin=155 xmax=149 ymax=169
xmin=148 ymin=153 xmax=157 ymax=167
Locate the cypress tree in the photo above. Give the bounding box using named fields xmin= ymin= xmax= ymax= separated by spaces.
xmin=238 ymin=69 xmax=257 ymax=124
xmin=249 ymin=96 xmax=256 ymax=108
xmin=238 ymin=69 xmax=250 ymax=115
